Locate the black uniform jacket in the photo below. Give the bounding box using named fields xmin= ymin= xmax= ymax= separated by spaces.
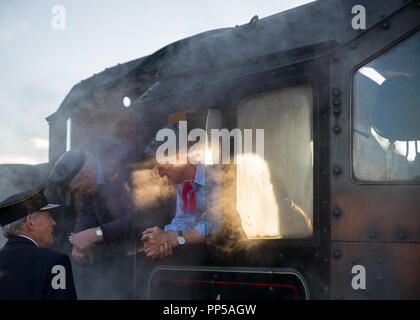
xmin=0 ymin=236 xmax=77 ymax=300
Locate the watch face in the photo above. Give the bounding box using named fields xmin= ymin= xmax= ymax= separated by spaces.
xmin=178 ymin=236 xmax=186 ymax=245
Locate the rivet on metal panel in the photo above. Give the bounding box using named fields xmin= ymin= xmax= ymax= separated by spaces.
xmin=332 ymin=88 xmax=341 ymax=97
xmin=334 ymin=292 xmax=342 ymax=300
xmin=333 ymin=166 xmax=342 ymax=175
xmin=332 ymin=207 xmax=342 ymax=217
xmin=323 ymin=228 xmax=328 ymax=233
xmin=376 ymin=274 xmax=384 ymax=282
xmin=333 ymin=124 xmax=341 ymax=134
xmin=333 ymin=106 xmax=341 ymax=116
xmin=333 ymin=98 xmax=341 ymax=107
xmin=322 ymin=200 xmax=328 ymax=206
xmin=352 ymin=258 xmax=358 ymax=265
xmin=396 ymin=231 xmax=406 ymax=240
xmin=382 ymin=21 xmax=390 ymax=29
xmin=333 ymin=250 xmax=342 ymax=259
xmin=323 ymin=256 xmax=329 ymax=262
xmin=369 ymin=231 xmax=377 ymax=239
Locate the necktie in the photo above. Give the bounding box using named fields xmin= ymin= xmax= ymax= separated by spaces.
xmin=181 ymin=165 xmax=198 ymax=214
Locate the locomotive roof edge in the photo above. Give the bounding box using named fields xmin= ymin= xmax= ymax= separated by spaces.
xmin=46 ymin=0 xmax=409 ymax=123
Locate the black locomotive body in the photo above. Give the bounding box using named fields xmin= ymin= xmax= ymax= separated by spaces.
xmin=45 ymin=0 xmax=420 ymax=299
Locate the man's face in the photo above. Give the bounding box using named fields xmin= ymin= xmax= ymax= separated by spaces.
xmin=157 ymin=164 xmax=191 ymax=184
xmin=68 ymin=170 xmax=97 ymax=198
xmin=31 ymin=212 xmax=56 ymax=248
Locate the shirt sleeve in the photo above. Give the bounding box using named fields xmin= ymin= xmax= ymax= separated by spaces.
xmin=194 ymin=220 xmax=206 ymax=236
xmin=164 ymin=165 xmax=222 ymax=237
xmin=164 ymin=184 xmax=199 ymax=232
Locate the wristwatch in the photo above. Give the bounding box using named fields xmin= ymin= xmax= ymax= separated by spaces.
xmin=96 ymin=227 xmax=104 ymax=242
xmin=177 ymin=231 xmax=186 ymax=246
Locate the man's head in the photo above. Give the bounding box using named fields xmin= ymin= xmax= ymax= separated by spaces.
xmin=0 ymin=184 xmax=60 ymax=248
xmin=67 ymin=152 xmax=98 ymax=197
xmin=156 ymin=162 xmax=196 ymax=184
xmin=141 ymin=122 xmax=202 ymax=184
xmin=2 ymin=211 xmax=56 ymax=248
xmin=49 ymin=149 xmax=98 ymax=198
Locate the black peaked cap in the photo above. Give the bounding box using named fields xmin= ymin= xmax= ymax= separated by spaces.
xmin=0 ymin=184 xmax=60 ymax=226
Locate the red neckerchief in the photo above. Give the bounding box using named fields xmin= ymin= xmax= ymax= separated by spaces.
xmin=181 ymin=165 xmax=198 ymax=214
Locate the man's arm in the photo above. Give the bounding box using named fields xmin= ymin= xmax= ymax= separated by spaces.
xmin=73 ymin=194 xmax=98 ymax=233
xmin=99 ymin=183 xmax=135 ymax=241
xmin=72 ymin=184 xmax=135 ymax=253
xmin=141 ymin=227 xmax=204 ymax=259
xmin=165 ymin=228 xmax=204 ymax=248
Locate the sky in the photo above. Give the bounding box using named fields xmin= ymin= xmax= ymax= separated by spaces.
xmin=0 ymin=0 xmax=314 ymax=165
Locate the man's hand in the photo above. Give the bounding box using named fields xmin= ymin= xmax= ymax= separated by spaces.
xmin=141 ymin=227 xmax=176 ymax=259
xmin=159 ymin=242 xmax=173 ymax=259
xmin=71 ymin=247 xmax=93 ymax=265
xmin=72 ymin=228 xmax=99 ymax=252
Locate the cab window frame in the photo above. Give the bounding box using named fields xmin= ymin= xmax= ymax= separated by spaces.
xmin=216 ymin=66 xmax=325 ymax=248
xmin=350 ymin=27 xmax=420 ymax=185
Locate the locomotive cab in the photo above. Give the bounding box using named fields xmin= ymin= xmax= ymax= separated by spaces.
xmin=46 ymin=0 xmax=420 ymax=300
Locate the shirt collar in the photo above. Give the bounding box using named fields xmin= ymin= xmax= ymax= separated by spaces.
xmin=17 ymin=235 xmax=39 ymax=247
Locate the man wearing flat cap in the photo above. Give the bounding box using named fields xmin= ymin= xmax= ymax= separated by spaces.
xmin=49 ymin=144 xmax=135 ymax=299
xmin=0 ymin=184 xmax=77 ymax=300
xmin=140 ymin=122 xmax=220 ymax=260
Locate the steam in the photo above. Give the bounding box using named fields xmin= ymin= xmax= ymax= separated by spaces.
xmin=131 ymin=168 xmax=176 ymax=211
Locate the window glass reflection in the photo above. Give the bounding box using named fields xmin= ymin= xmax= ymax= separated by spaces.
xmin=353 ymin=31 xmax=420 ymax=181
xmin=237 ymin=84 xmax=313 ymax=239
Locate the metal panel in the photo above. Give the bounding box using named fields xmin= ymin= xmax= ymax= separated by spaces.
xmin=148 ymin=266 xmax=309 ymax=300
xmin=330 ymin=242 xmax=420 ymax=299
xmin=330 ymin=2 xmax=420 ymax=242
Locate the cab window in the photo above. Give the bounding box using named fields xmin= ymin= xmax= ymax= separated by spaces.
xmin=353 ymin=31 xmax=420 ymax=181
xmin=236 ymin=84 xmax=313 ymax=239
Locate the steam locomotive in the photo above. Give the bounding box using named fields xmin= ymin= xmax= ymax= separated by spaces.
xmin=37 ymin=0 xmax=420 ymax=299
